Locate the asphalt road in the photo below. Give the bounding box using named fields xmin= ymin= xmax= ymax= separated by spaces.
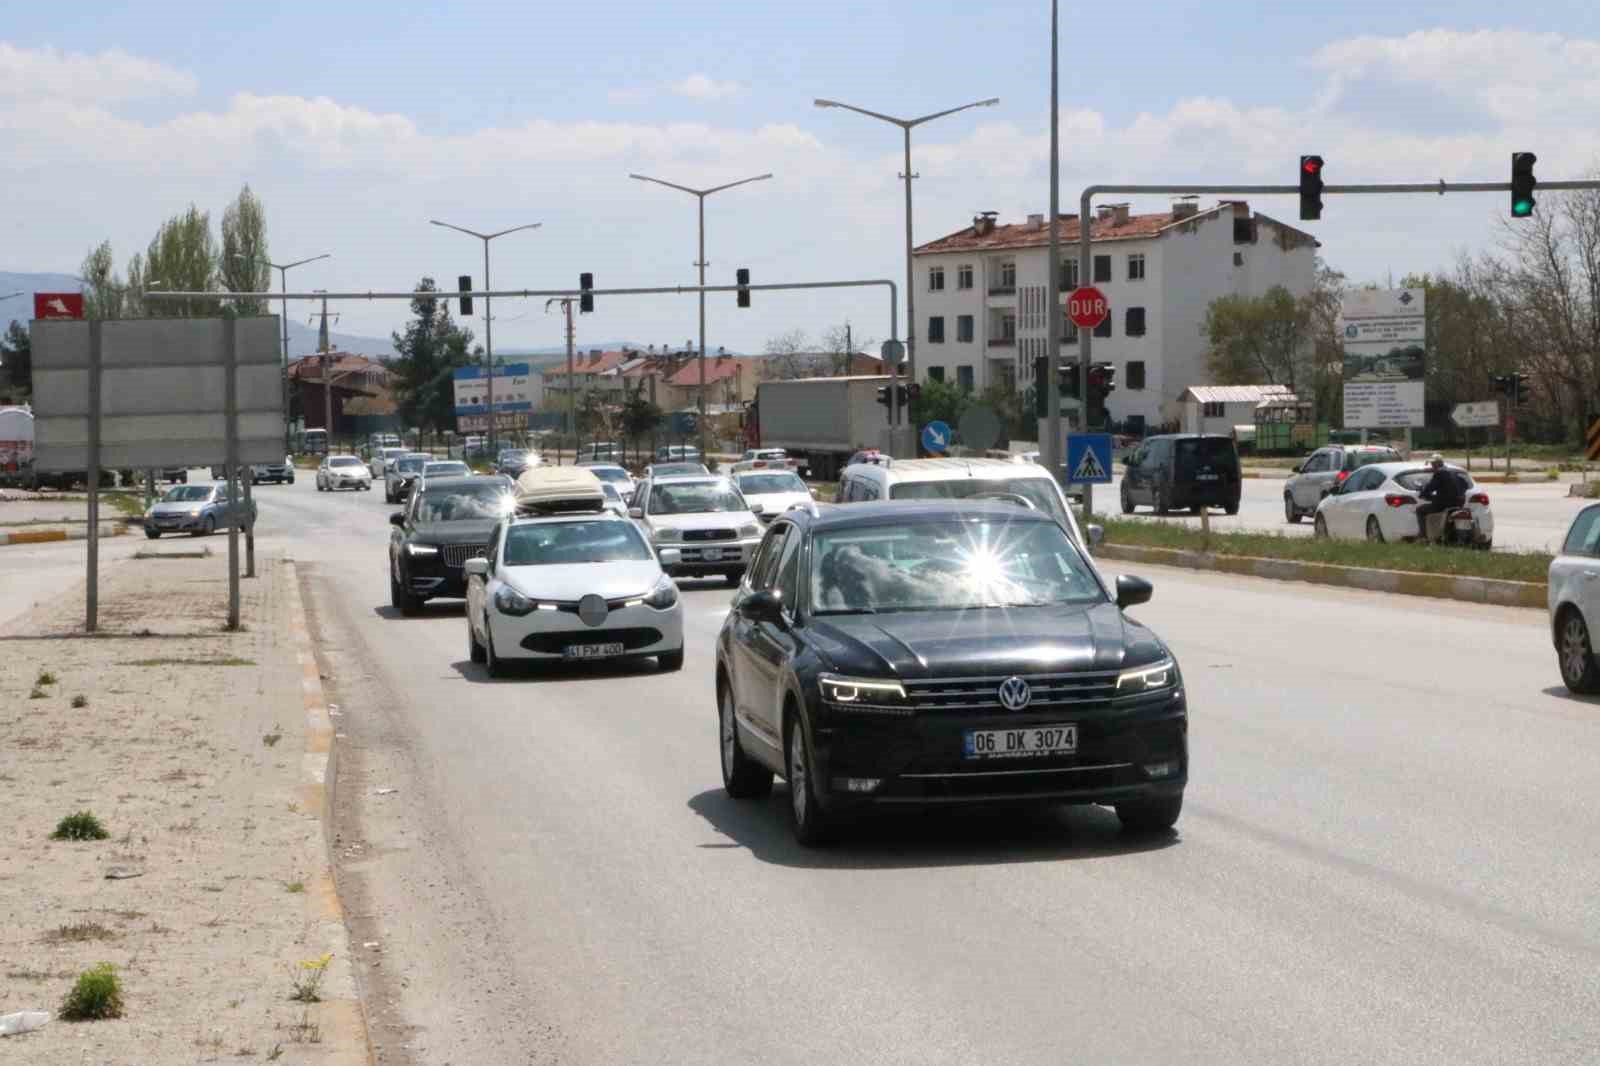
xmin=14 ymin=472 xmax=1596 ymax=1065
xmin=1101 ymin=473 xmax=1586 ymax=553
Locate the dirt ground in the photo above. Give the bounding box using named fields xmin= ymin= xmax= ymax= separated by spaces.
xmin=0 ymin=551 xmax=350 ymax=1064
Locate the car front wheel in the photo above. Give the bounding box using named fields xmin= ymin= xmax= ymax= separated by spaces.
xmin=719 ymin=682 xmax=772 ymax=799
xmin=1121 ymin=482 xmax=1135 ymax=515
xmin=786 ymin=715 xmax=834 ymax=847
xmin=659 ymin=646 xmax=684 ymax=671
xmin=484 ymin=616 xmax=506 ymax=678
xmin=1313 ymin=513 xmax=1329 ymax=539
xmin=468 ymin=616 xmax=486 ymax=664
xmin=1559 ymin=609 xmax=1600 ymax=694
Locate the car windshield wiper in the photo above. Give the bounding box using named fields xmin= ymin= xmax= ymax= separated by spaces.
xmin=813 ymin=607 xmax=878 ymax=616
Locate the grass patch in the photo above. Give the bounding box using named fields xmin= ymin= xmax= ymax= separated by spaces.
xmin=262 ymin=729 xmax=283 ymax=747
xmin=101 ymin=491 xmax=147 ymax=518
xmin=120 ymin=656 xmax=256 ymax=667
xmin=71 ymin=694 xmax=88 ymax=708
xmin=288 ymin=953 xmax=332 ymax=1003
xmin=1097 ymin=518 xmax=1551 ymax=584
xmin=51 ymin=810 xmax=110 ymax=841
xmin=44 ymin=920 xmax=118 ymax=944
xmin=29 ymin=686 xmax=47 ymax=699
xmin=36 ymin=670 xmax=57 ymax=686
xmin=284 ymin=880 xmax=305 ymax=894
xmin=59 ymin=963 xmax=125 ymax=1021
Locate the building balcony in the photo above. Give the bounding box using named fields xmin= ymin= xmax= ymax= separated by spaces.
xmin=987 ymin=336 xmax=1016 ymax=347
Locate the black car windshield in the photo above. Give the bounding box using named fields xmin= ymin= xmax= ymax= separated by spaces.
xmin=738 ymin=473 xmax=806 ymax=495
xmin=1347 ymin=448 xmax=1400 ymax=470
xmin=415 ymin=483 xmax=512 ymax=523
xmin=424 ymin=462 xmax=469 ymax=477
xmin=1394 ymin=468 xmax=1471 ymax=492
xmin=649 ymin=481 xmax=746 ymax=514
xmin=1174 ymin=438 xmax=1239 ymax=477
xmin=329 ymin=456 xmax=364 ymax=468
xmin=396 ymin=457 xmax=427 ymax=473
xmin=889 ymin=478 xmax=1068 ymax=526
xmin=812 ymin=517 xmax=1104 ymax=614
xmin=162 ymin=485 xmax=214 ymax=502
xmin=503 ymin=520 xmax=653 ymax=566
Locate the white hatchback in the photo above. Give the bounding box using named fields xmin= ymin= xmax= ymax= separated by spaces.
xmin=464 ymin=510 xmax=684 ymax=676
xmin=1549 ymin=503 xmax=1600 ymax=693
xmin=1312 ymin=461 xmax=1493 ymax=547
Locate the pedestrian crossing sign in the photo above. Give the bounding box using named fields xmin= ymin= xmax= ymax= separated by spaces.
xmin=1066 ymin=433 xmax=1113 ymax=484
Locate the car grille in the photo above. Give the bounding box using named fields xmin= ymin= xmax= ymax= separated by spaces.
xmin=520 ymin=627 xmax=664 ymax=654
xmin=682 ymin=528 xmax=737 ymax=542
xmin=442 ymin=544 xmax=487 ymax=568
xmin=901 ymin=671 xmax=1121 ymax=713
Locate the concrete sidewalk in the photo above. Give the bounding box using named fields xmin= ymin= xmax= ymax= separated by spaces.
xmin=0 ymin=552 xmax=368 ymax=1065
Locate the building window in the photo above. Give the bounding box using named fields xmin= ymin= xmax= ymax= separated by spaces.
xmin=927 ymin=366 xmax=946 ymax=383
xmin=957 ymin=264 xmax=974 ymax=290
xmin=1093 ymin=255 xmax=1111 ymax=283
xmin=1203 ymin=401 xmax=1225 ymax=418
xmin=1233 ymin=252 xmax=1245 ymax=267
xmin=1060 ymin=259 xmax=1079 ymax=289
xmin=927 ymin=316 xmax=945 ymax=343
xmin=1061 ymin=312 xmax=1079 ymax=344
xmin=956 ymin=365 xmax=974 ymax=391
xmin=929 ymin=266 xmax=945 ymax=292
xmin=1127 ymin=360 xmax=1146 ymax=390
xmin=1094 ymin=317 xmax=1111 ymax=339
xmin=1125 ymin=307 xmax=1146 ymax=336
xmin=1128 ymin=254 xmax=1145 ymax=281
xmin=956 ymin=314 xmax=974 ymax=343
xmin=993 ymin=261 xmax=1016 ymax=292
xmin=1234 ymin=217 xmax=1254 ymax=244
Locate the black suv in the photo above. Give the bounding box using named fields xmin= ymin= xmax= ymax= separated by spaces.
xmin=388 ymin=475 xmax=514 ymax=614
xmin=714 ymin=500 xmax=1187 ymax=845
xmin=1120 ymin=434 xmax=1241 ymax=515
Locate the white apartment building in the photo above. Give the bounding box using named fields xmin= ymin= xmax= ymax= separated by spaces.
xmin=911 ymin=200 xmax=1319 ymax=430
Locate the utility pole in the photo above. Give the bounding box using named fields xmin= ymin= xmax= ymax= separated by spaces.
xmin=546 ymin=297 xmax=578 ymax=464
xmin=235 ymin=253 xmax=330 ymax=454
xmin=1044 ymin=0 xmax=1063 ymax=484
xmin=317 ymin=292 xmax=333 ymax=451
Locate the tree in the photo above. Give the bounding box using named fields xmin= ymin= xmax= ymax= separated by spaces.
xmin=763 ymin=329 xmax=818 ymax=380
xmin=80 ymin=241 xmax=127 ymax=319
xmin=143 ymin=205 xmax=220 ymax=317
xmin=621 ymin=386 xmax=662 ymax=465
xmin=219 ymin=185 xmax=271 ymax=316
xmin=1 ymin=320 xmax=30 ymax=396
xmin=819 ymin=323 xmax=870 ymax=376
xmin=1202 ymin=285 xmax=1308 ymax=390
xmin=909 ymin=377 xmax=971 ymax=432
xmin=389 ymin=278 xmax=477 ymax=439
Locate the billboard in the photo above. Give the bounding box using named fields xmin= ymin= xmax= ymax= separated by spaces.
xmin=452 ymin=363 xmax=534 ymax=417
xmin=1341 ymin=288 xmax=1425 ymax=429
xmin=32 ymin=317 xmax=284 ymax=470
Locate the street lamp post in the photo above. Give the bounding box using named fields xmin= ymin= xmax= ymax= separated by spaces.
xmin=629 ymin=172 xmax=772 ymax=462
xmin=813 ymin=95 xmax=998 ymax=436
xmin=429 ymin=220 xmax=541 ymax=458
xmin=235 ymin=254 xmax=330 ymax=454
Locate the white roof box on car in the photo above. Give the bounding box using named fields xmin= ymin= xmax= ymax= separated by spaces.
xmin=513 ymin=465 xmax=608 ymax=515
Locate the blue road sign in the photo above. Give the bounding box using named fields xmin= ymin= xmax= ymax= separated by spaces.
xmin=1065 ymin=433 xmax=1113 ymax=484
xmin=921 ymin=420 xmax=952 ymax=454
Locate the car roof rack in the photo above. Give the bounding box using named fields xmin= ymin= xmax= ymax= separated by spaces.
xmin=512 ymin=466 xmax=609 ymax=516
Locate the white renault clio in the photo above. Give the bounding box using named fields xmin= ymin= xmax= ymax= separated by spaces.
xmin=464 ymin=468 xmax=684 ymax=677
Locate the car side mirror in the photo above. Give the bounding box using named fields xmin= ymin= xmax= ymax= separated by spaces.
xmin=1086 ymin=523 xmax=1104 ymax=548
xmin=659 ymin=547 xmax=682 ymax=567
xmin=462 ymin=558 xmax=488 ymax=578
xmin=748 ymin=501 xmax=765 ymax=514
xmin=1115 ymin=574 xmax=1153 ymax=609
xmin=739 ymin=588 xmax=785 ymax=624
xmin=628 ymin=506 xmax=643 ymax=519
xmin=389 ymin=512 xmax=405 ymax=527
xmin=1291 ymin=463 xmax=1303 ymax=474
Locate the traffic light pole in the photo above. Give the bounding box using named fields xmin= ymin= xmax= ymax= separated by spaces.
xmin=1057 ymin=174 xmax=1600 ymax=519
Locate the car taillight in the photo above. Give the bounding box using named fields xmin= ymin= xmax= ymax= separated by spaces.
xmin=1384 ymin=493 xmax=1416 ymax=508
xmin=1469 ymin=492 xmax=1490 ymax=506
xmin=1336 ymin=470 xmax=1350 ymax=482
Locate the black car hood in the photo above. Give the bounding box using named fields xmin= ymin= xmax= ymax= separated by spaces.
xmin=408 ymin=519 xmax=497 ymax=545
xmin=806 ymin=602 xmax=1166 ymax=679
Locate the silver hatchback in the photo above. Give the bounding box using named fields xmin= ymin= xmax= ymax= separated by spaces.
xmin=1283 ymin=444 xmax=1402 ymax=523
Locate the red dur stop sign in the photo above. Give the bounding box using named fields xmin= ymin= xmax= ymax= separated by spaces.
xmin=1067 ymin=286 xmax=1109 ymax=329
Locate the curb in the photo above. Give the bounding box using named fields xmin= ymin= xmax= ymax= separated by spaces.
xmin=1094 ymin=543 xmax=1546 ymax=609
xmin=0 ymin=522 xmax=128 ymax=546
xmin=284 ymin=560 xmax=377 ymax=1066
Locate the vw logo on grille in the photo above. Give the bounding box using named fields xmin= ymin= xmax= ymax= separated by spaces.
xmin=997 ymin=676 xmax=1032 ymax=711
xmin=577 ymin=594 xmax=609 ymax=627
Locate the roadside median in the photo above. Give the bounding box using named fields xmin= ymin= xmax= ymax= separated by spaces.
xmin=1090 ymin=518 xmax=1547 ymax=609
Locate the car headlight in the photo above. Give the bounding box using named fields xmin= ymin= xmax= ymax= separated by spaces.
xmin=1116 ymin=658 xmax=1176 ymax=695
xmin=652 ymin=527 xmax=680 ymax=541
xmin=642 ymin=575 xmax=679 ymax=610
xmin=188 ymin=508 xmax=202 ymax=516
xmin=819 ymin=674 xmax=909 ymax=710
xmin=494 ymin=585 xmax=536 ymax=616
xmin=738 ymin=522 xmax=761 ymax=538
xmin=405 ymin=543 xmax=439 ymax=556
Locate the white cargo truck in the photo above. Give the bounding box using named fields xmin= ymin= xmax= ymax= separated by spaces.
xmin=752 ymin=376 xmax=892 ymax=482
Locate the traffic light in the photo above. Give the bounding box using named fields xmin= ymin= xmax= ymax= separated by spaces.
xmin=1512 ymin=372 xmax=1529 ymax=406
xmin=1062 ymin=364 xmax=1082 ymax=400
xmin=1087 ymin=362 xmax=1116 ymax=428
xmin=457 ymin=275 xmax=473 ymax=316
xmin=579 ymin=272 xmax=594 ymax=313
xmin=1299 ymin=155 xmax=1324 ymax=221
xmin=897 ymin=383 xmax=921 ymax=407
xmin=1511 ymin=152 xmax=1537 ymax=218
xmin=736 ymin=268 xmax=751 ymax=309
xmin=876 ymin=385 xmax=892 ymax=408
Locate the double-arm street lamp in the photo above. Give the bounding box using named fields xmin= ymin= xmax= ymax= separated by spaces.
xmin=629 ymin=172 xmax=772 ymax=460
xmin=813 ymin=96 xmax=998 ymax=417
xmin=430 ymin=220 xmax=542 ymax=456
xmin=235 ymin=254 xmax=331 ymax=452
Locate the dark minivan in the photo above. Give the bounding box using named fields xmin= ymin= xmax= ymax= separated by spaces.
xmin=1120 ymin=434 xmax=1241 ymax=515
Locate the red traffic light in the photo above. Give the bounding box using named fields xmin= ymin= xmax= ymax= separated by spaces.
xmin=1302 ymin=158 xmax=1322 ymax=175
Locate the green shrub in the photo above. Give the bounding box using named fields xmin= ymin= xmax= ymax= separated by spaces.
xmin=60 ymin=963 xmax=124 ymax=1020
xmin=51 ymin=811 xmax=109 ymax=841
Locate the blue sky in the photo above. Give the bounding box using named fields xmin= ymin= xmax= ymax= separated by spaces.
xmin=4 ymin=1 xmax=1599 ymax=355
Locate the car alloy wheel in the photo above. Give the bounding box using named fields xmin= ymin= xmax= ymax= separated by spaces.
xmin=1313 ymin=513 xmax=1329 ymax=540
xmin=468 ymin=615 xmax=486 ymax=664
xmin=1366 ymin=516 xmax=1385 ymax=543
xmin=484 ymin=615 xmax=505 ymax=678
xmin=1284 ymin=495 xmax=1300 ymax=524
xmin=719 ymin=684 xmax=772 ymax=798
xmin=1560 ymin=612 xmax=1600 ymax=693
xmin=786 ymin=717 xmax=834 ymax=846
xmin=1121 ymin=482 xmax=1134 ymax=515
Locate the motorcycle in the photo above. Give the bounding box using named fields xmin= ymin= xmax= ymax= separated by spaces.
xmin=1417 ymin=505 xmax=1490 ymax=549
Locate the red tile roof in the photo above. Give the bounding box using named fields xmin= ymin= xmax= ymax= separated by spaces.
xmin=664 ymin=355 xmax=761 ymax=388
xmin=912 ymin=202 xmax=1315 ymax=255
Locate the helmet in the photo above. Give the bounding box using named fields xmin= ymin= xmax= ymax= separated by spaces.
xmin=1428 ymin=452 xmax=1444 ymax=466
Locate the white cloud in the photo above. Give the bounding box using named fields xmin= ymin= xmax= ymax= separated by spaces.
xmin=0 ymin=42 xmax=195 ymax=103
xmin=668 ymin=73 xmax=741 ymax=101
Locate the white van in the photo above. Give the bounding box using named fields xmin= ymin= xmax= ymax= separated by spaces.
xmin=836 ymin=457 xmax=1092 ymax=548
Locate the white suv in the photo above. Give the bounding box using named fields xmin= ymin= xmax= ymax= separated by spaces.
xmin=629 ymin=476 xmax=763 ymax=586
xmin=836 ymin=457 xmax=1091 ymax=548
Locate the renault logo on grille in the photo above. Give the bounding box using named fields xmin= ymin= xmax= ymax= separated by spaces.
xmin=997 ymin=676 xmax=1032 ymax=711
xmin=577 ymin=594 xmax=609 ymax=627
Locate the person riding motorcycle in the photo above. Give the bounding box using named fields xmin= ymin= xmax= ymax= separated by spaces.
xmin=1415 ymin=453 xmax=1465 ymax=542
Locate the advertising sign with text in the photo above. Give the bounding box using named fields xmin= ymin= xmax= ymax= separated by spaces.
xmin=1340 ymin=288 xmax=1425 ymax=429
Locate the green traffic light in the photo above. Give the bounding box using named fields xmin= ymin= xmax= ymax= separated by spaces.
xmin=1513 ymin=199 xmax=1535 ymax=217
